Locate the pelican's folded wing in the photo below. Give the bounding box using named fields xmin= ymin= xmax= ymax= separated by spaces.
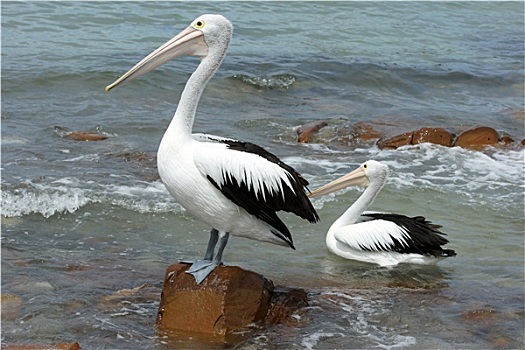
xmin=333 ymin=219 xmax=412 ymax=252
xmin=191 ymin=133 xmax=237 ymax=143
xmin=193 ymin=139 xmax=319 ymax=247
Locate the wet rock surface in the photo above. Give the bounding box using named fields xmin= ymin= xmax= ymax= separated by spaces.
xmin=157 ymin=263 xmax=308 ymax=343
xmin=62 ymin=131 xmax=108 ymax=141
xmin=3 ymin=342 xmax=80 ymax=350
xmin=296 ymin=120 xmax=328 ymax=143
xmin=266 ymin=286 xmax=308 ymax=326
xmin=412 ymin=127 xmax=453 ymax=147
xmin=377 ymin=131 xmax=414 ymax=149
xmin=453 ymin=126 xmax=499 ymax=149
xmin=1 ymin=294 xmax=23 ymax=321
xmin=351 ymin=121 xmax=382 ymax=140
xmin=157 ymin=263 xmax=273 ymax=336
xmin=53 ymin=126 xmax=111 ymax=141
xmin=460 ymin=307 xmax=500 ymax=326
xmin=296 ymin=120 xmax=523 ymax=151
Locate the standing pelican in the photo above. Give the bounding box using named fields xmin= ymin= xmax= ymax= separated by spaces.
xmin=105 ymin=15 xmax=319 ymax=283
xmin=309 ymin=160 xmax=456 ymax=266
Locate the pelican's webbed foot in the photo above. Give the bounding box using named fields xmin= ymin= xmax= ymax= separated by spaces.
xmin=185 ymin=230 xmax=230 ymax=284
xmin=187 ymin=260 xmax=223 ymax=284
xmin=186 ymin=259 xmax=214 ymax=273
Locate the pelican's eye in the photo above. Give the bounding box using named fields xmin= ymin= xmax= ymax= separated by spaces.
xmin=194 ymin=20 xmax=205 ymax=29
xmin=362 ymin=163 xmax=368 ymax=170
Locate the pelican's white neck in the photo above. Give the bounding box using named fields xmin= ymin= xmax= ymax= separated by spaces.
xmin=165 ymin=56 xmax=216 ymax=141
xmin=330 ymin=172 xmax=386 ymax=231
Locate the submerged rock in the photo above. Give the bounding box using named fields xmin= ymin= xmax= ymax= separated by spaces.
xmin=460 ymin=307 xmax=499 ymax=326
xmin=3 ymin=342 xmax=80 ymax=350
xmin=1 ymin=294 xmax=23 ymax=321
xmin=266 ymin=286 xmax=308 ymax=325
xmin=453 ymin=126 xmax=499 ymax=149
xmin=295 ymin=118 xmax=522 ymax=151
xmin=62 ymin=131 xmax=108 ymax=141
xmin=351 ymin=121 xmax=382 ymax=140
xmin=412 ymin=127 xmax=453 ymax=147
xmin=377 ymin=127 xmax=454 ymax=149
xmin=498 ymin=134 xmax=514 ymax=146
xmin=157 ymin=263 xmax=308 ymax=342
xmin=101 ymin=283 xmax=149 ymax=302
xmin=296 ymin=120 xmax=328 ymax=143
xmin=377 ymin=131 xmax=414 ymax=149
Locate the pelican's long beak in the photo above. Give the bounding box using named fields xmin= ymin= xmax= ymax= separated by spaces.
xmin=308 ymin=166 xmax=369 ymax=198
xmin=105 ymin=26 xmax=208 ymax=92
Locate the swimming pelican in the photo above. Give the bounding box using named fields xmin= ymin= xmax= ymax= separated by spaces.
xmin=105 ymin=14 xmax=319 ymax=283
xmin=309 ymin=160 xmax=456 ymax=266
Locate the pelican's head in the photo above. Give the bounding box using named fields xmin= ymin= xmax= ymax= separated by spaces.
xmin=105 ymin=14 xmax=233 ymax=92
xmin=308 ymin=160 xmax=389 ymax=198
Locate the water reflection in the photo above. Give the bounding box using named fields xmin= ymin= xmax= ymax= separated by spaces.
xmin=320 ymin=255 xmax=452 ymax=290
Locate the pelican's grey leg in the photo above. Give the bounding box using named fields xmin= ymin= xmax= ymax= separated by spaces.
xmin=188 ymin=231 xmax=230 ymax=284
xmin=184 ymin=229 xmax=219 ymax=272
xmin=181 ymin=228 xmax=219 ymax=272
xmin=203 ymin=228 xmax=219 ymax=260
xmin=212 ymin=231 xmax=229 ymax=264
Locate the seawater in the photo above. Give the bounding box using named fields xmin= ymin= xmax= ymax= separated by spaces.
xmin=2 ymin=2 xmax=524 ymax=349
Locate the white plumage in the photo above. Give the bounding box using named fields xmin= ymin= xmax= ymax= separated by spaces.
xmin=334 ymin=218 xmax=411 ymax=251
xmin=106 ymin=14 xmax=318 ymax=283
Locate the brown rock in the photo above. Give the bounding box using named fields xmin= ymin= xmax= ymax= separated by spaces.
xmin=412 ymin=127 xmax=453 ymax=147
xmin=377 ymin=131 xmax=414 ymax=149
xmin=115 ymin=152 xmax=156 ymax=163
xmin=3 ymin=342 xmax=80 ymax=350
xmin=453 ymin=126 xmax=499 ymax=150
xmin=266 ymin=286 xmax=308 ymax=325
xmin=521 ymin=139 xmax=525 ymax=146
xmin=491 ymin=336 xmax=512 ymax=348
xmin=1 ymin=294 xmax=23 ymax=321
xmin=351 ymin=122 xmax=382 ymax=140
xmin=63 ymin=131 xmax=108 ymax=141
xmin=157 ymin=263 xmax=273 ymax=338
xmin=101 ymin=283 xmax=148 ymax=302
xmin=296 ymin=121 xmax=328 ymax=143
xmin=498 ymin=134 xmax=514 ymax=146
xmin=460 ymin=307 xmax=499 ymax=326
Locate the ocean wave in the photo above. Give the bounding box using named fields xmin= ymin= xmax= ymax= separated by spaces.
xmin=1 ymin=179 xmax=182 ymax=218
xmin=289 ymin=143 xmax=524 ymax=211
xmin=301 ymin=331 xmax=345 ymax=350
xmin=2 ymin=144 xmax=521 ymax=218
xmin=2 ymin=184 xmax=91 ymax=218
xmin=231 ymin=73 xmax=296 ymax=89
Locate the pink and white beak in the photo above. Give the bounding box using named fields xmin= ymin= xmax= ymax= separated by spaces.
xmin=308 ymin=166 xmax=369 ymax=198
xmin=105 ymin=26 xmax=208 ymax=92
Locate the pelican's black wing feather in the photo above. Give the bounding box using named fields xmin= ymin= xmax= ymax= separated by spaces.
xmin=361 ymin=213 xmax=456 ymax=257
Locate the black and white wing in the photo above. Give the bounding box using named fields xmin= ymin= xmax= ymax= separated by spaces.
xmin=194 ymin=138 xmax=319 ymax=248
xmin=335 ymin=213 xmax=455 ymax=257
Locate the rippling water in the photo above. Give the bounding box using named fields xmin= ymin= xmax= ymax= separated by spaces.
xmin=2 ymin=2 xmax=524 ymax=349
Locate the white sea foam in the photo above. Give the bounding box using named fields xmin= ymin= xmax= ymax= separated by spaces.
xmin=2 ymin=184 xmax=91 ymax=218
xmin=301 ymin=331 xmax=345 ymax=350
xmin=1 ymin=136 xmax=29 ymax=146
xmin=1 ymin=179 xmax=183 ymax=218
xmin=62 ymin=153 xmax=100 ymax=162
xmin=295 ymin=143 xmax=524 ymax=211
xmin=3 ymin=145 xmax=522 ymax=218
